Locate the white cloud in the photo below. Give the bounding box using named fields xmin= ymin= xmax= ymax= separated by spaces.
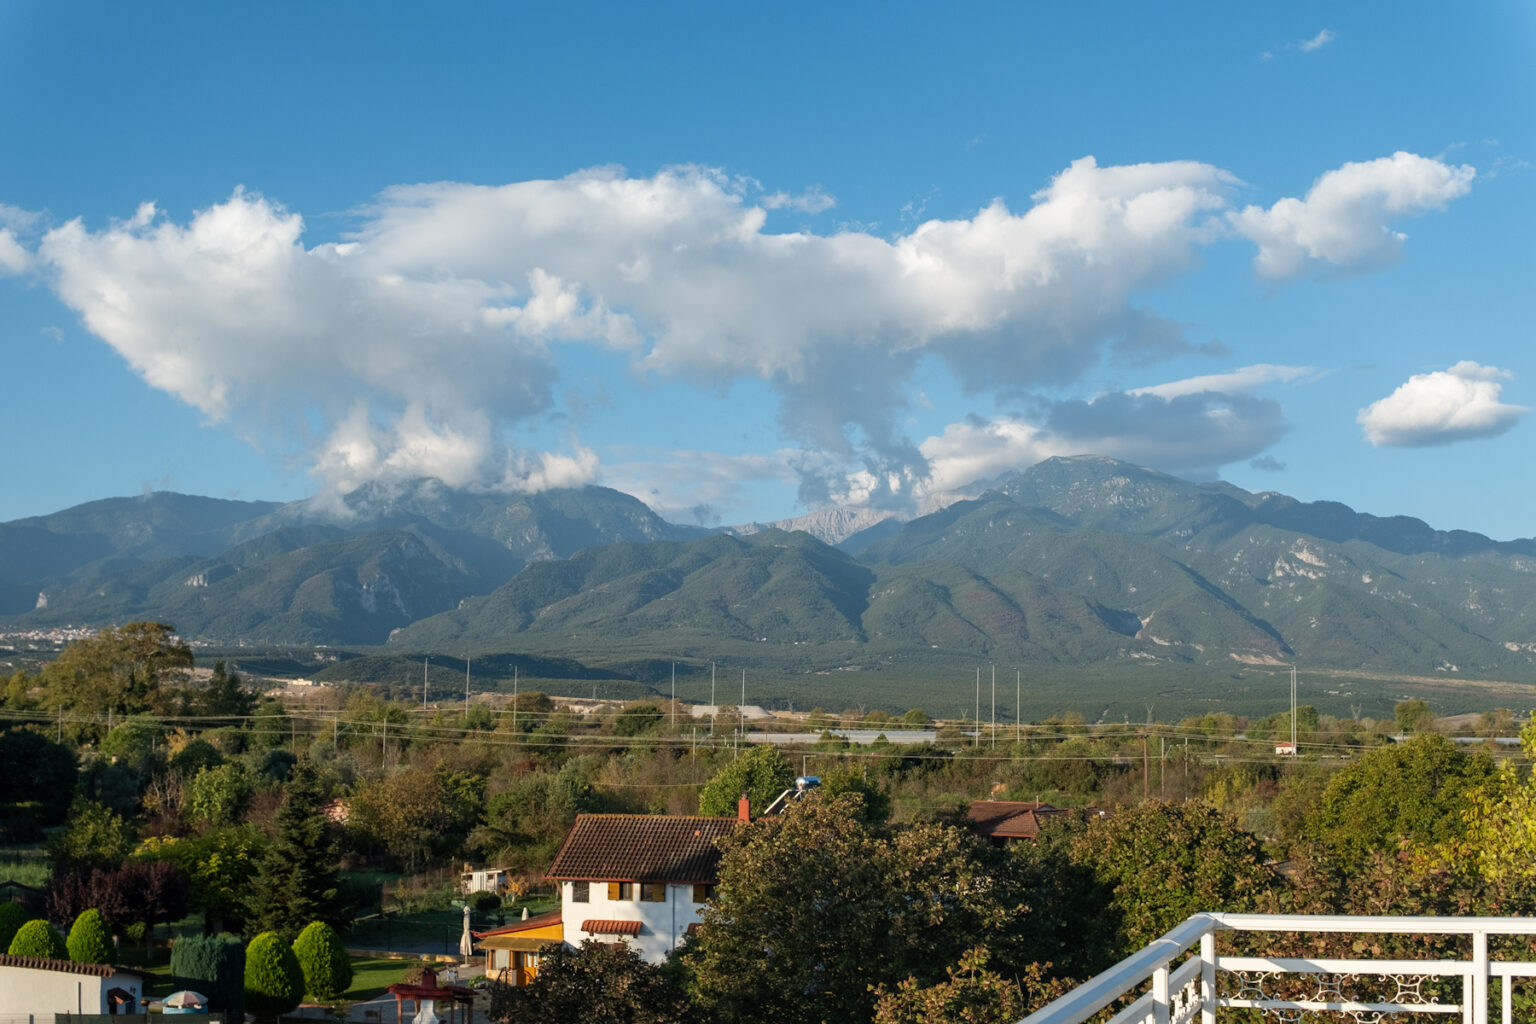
xmin=0 ymin=230 xmax=29 ymax=275
xmin=1230 ymin=152 xmax=1475 ymax=278
xmin=915 ymin=365 xmax=1308 ymax=496
xmin=1358 ymin=361 xmax=1528 ymax=446
xmin=24 ymin=155 xmax=1470 ymax=505
xmin=600 ymin=447 xmax=801 ymax=524
xmin=1299 ymin=29 xmax=1336 ymax=52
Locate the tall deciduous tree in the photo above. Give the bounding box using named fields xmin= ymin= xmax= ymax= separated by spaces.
xmin=685 ymin=793 xmax=1030 ymax=1024
xmin=41 ymin=622 xmax=192 ymax=721
xmin=697 ymin=744 xmax=792 ymax=817
xmin=245 ymin=761 xmax=348 ymax=940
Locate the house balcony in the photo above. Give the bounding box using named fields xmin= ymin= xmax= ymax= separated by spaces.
xmin=1020 ymin=914 xmax=1536 ymax=1024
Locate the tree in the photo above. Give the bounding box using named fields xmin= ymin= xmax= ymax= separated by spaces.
xmin=1062 ymin=801 xmax=1271 ymax=963
xmin=244 ymin=760 xmax=348 ymax=939
xmin=873 ymin=947 xmax=1069 ymax=1024
xmin=48 ymin=798 xmax=136 ymax=871
xmin=291 ymin=921 xmax=352 ymax=1002
xmin=0 ymin=728 xmax=76 ymax=838
xmin=40 ymin=622 xmax=192 ymax=721
xmin=488 ymin=940 xmax=698 ymax=1024
xmin=140 ymin=826 xmax=266 ymax=933
xmin=243 ymin=931 xmax=303 ymax=1021
xmin=697 ymin=744 xmax=792 ymax=817
xmin=469 ymin=765 xmax=598 ymax=877
xmin=9 ymin=918 xmax=68 ymax=959
xmin=0 ymin=901 xmax=28 ymax=950
xmin=685 ymin=793 xmax=1028 ymax=1024
xmin=610 ymin=703 xmax=665 ymax=737
xmin=172 ymin=932 xmax=245 ymax=1015
xmin=1395 ymin=698 xmax=1436 ymax=735
xmin=66 ymin=908 xmax=114 ymax=964
xmin=346 ymin=766 xmax=482 ymax=871
xmin=1303 ymin=733 xmax=1493 ymax=869
xmin=187 ymin=763 xmax=254 ymax=827
xmin=183 ymin=660 xmax=258 ymax=717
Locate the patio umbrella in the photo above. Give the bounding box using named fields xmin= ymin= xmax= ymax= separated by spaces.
xmin=162 ymin=990 xmax=208 ymax=1014
xmin=459 ymin=904 xmax=473 ymax=959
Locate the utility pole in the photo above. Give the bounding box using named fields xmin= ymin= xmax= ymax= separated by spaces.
xmin=990 ymin=664 xmax=996 ymax=748
xmin=1142 ymin=735 xmax=1149 ymax=803
xmin=740 ymin=668 xmax=746 ymax=738
xmin=974 ymin=668 xmax=980 ymax=747
xmin=465 ymin=654 xmax=470 ymax=714
xmin=671 ymin=662 xmax=676 ymax=727
xmin=422 ymin=657 xmax=428 ymax=710
xmin=710 ymin=661 xmax=716 ymax=736
xmin=1016 ymin=669 xmax=1021 ymax=743
xmin=512 ymin=665 xmax=518 ymax=737
xmin=1290 ymin=664 xmax=1299 ymax=751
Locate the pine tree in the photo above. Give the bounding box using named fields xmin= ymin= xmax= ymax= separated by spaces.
xmin=243 ymin=760 xmax=349 ymax=940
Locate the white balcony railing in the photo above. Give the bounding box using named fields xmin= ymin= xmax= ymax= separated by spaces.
xmin=1019 ymin=914 xmax=1536 ymax=1024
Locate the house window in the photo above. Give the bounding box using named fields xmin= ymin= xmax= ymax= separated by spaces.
xmin=692 ymin=884 xmax=716 ymax=903
xmin=572 ymin=881 xmax=589 ymax=903
xmin=640 ymin=883 xmax=666 ymax=902
xmin=608 ymin=881 xmax=634 ymax=901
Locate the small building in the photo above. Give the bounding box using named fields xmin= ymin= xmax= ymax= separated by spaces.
xmin=459 ymin=867 xmax=513 ymax=896
xmin=545 ymin=811 xmax=741 ymax=963
xmin=474 ymin=911 xmax=565 ymax=986
xmin=1275 ymin=742 xmax=1298 ymax=756
xmin=965 ymin=800 xmax=1071 ymax=844
xmin=0 ymin=954 xmax=148 ymax=1019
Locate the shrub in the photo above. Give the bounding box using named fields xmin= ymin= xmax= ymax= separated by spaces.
xmin=66 ymin=908 xmax=113 ymax=964
xmin=243 ymin=931 xmax=303 ymax=1020
xmin=0 ymin=901 xmax=26 ymax=950
xmin=9 ymin=918 xmax=67 ymax=959
xmin=172 ymin=932 xmax=245 ymax=1014
xmin=471 ymin=891 xmax=501 ymax=913
xmin=291 ymin=921 xmax=352 ymax=1002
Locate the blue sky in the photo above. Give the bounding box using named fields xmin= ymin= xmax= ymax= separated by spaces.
xmin=2 ymin=2 xmax=1532 ymax=538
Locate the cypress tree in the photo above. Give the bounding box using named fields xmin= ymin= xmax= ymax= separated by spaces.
xmin=291 ymin=921 xmax=352 ymax=1002
xmin=243 ymin=932 xmax=303 ymax=1021
xmin=244 ymin=760 xmax=349 ymax=940
xmin=172 ymin=932 xmax=246 ymax=1014
xmin=9 ymin=919 xmax=68 ymax=959
xmin=66 ymin=908 xmax=114 ymax=964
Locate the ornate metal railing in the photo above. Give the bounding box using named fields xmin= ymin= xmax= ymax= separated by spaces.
xmin=1019 ymin=914 xmax=1536 ymax=1024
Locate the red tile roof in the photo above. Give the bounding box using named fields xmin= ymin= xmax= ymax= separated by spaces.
xmin=965 ymin=800 xmax=1070 ymax=840
xmin=547 ymin=814 xmax=738 ymax=884
xmin=473 ymin=910 xmax=564 ymax=938
xmin=580 ymin=919 xmax=642 ymax=936
xmin=0 ymin=955 xmax=147 ymax=979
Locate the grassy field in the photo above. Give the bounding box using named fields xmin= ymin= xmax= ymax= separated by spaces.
xmin=0 ymin=846 xmax=49 ymax=887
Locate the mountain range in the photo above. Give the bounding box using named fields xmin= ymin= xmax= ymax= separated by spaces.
xmin=5 ymin=458 xmax=1536 ymax=687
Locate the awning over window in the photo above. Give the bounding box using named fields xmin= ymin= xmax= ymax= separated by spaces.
xmin=580 ymin=919 xmax=642 ymax=936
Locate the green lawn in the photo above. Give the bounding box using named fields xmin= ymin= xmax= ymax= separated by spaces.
xmin=0 ymin=846 xmax=49 ymax=888
xmin=345 ymin=958 xmax=412 ymax=1002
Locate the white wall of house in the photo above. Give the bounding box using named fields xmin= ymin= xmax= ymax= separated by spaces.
xmin=0 ymin=963 xmax=142 ymax=1018
xmin=560 ymin=881 xmax=709 ymax=963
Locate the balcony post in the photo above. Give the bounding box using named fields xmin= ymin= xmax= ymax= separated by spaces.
xmin=1200 ymin=930 xmax=1216 ymax=1024
xmin=1153 ymin=964 xmax=1170 ymax=1024
xmin=1472 ymin=929 xmax=1488 ymax=1024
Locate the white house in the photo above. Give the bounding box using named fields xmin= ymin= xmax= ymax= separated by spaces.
xmin=0 ymin=953 xmax=147 ymax=1021
xmin=544 ymin=809 xmax=742 ymax=964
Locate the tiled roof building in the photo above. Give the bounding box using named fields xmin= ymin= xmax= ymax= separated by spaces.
xmin=547 ymin=814 xmax=738 ymax=884
xmin=965 ymin=800 xmax=1071 ymax=842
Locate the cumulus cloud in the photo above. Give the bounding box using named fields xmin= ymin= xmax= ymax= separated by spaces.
xmin=1357 ymin=361 xmax=1527 ymax=446
xmin=24 ymin=154 xmax=1471 ymax=506
xmin=600 ymin=447 xmax=802 ymax=524
xmin=1230 ymin=152 xmax=1475 ymax=278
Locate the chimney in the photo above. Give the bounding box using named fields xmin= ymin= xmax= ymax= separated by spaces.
xmin=737 ymin=793 xmax=751 ymax=823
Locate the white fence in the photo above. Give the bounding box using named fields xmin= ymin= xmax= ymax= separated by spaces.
xmin=1020 ymin=914 xmax=1536 ymax=1024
